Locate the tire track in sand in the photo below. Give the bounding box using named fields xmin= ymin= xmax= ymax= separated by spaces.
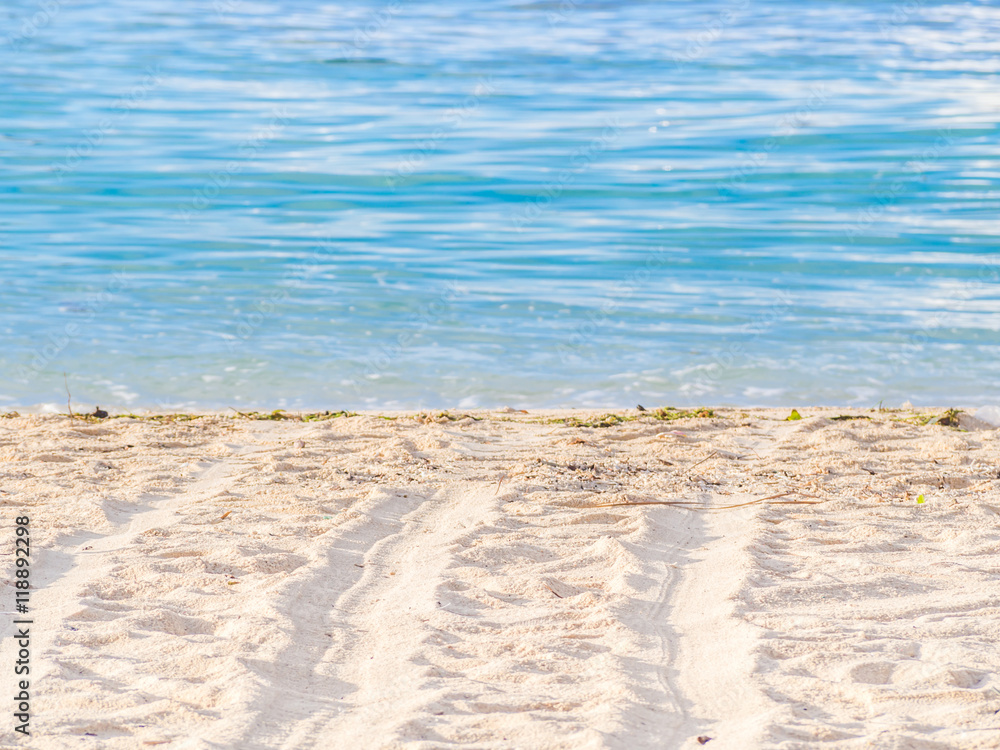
xmin=9 ymin=457 xmax=243 ymax=747
xmin=240 ymin=482 xmax=712 ymax=750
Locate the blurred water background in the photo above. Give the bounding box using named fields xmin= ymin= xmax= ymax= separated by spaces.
xmin=2 ymin=0 xmax=998 ymax=411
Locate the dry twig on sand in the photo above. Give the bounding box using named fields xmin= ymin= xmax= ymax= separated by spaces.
xmin=586 ymin=490 xmax=825 ymax=511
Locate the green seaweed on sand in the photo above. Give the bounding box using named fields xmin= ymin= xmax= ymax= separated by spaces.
xmin=256 ymin=409 xmax=289 ymax=420
xmin=301 ymin=410 xmax=356 ymax=421
xmin=544 ymin=407 xmax=714 ymax=429
xmin=71 ymin=410 xmax=359 ymax=423
xmin=650 ymin=407 xmax=715 ymax=421
xmin=70 ymin=413 xmax=204 ymax=423
xmin=413 ymin=411 xmax=483 ymax=423
xmin=785 ymin=409 xmax=802 ymax=421
xmin=435 ymin=411 xmax=482 ymax=421
xmin=549 ymin=413 xmax=638 ymax=428
xmin=238 ymin=409 xmax=356 ymax=422
xmin=895 ymin=408 xmax=963 ymax=427
xmin=138 ymin=414 xmax=200 ymax=423
xmin=934 ymin=408 xmax=962 ymax=427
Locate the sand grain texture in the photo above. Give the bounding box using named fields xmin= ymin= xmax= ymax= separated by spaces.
xmin=1 ymin=409 xmax=999 ymax=749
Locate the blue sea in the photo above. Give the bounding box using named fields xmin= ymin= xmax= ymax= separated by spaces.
xmin=2 ymin=0 xmax=998 ymax=411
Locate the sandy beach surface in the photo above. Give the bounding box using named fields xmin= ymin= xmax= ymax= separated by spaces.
xmin=2 ymin=407 xmax=999 ymax=749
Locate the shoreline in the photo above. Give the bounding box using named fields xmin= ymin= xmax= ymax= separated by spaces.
xmin=2 ymin=404 xmax=994 ymax=424
xmin=2 ymin=409 xmax=999 ymax=748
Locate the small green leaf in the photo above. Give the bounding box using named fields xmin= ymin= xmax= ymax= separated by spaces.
xmin=917 ymin=494 xmax=926 ymax=504
xmin=786 ymin=409 xmax=802 ymax=421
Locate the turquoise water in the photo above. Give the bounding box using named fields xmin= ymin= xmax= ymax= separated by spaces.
xmin=2 ymin=0 xmax=998 ymax=411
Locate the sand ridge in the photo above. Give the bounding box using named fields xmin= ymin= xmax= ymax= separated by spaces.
xmin=1 ymin=409 xmax=999 ymax=748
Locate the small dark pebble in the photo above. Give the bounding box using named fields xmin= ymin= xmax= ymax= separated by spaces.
xmin=92 ymin=406 xmax=108 ymax=419
xmin=697 ymin=738 xmax=713 ymax=746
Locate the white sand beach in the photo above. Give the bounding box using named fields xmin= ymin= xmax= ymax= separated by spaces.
xmin=2 ymin=408 xmax=999 ymax=749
